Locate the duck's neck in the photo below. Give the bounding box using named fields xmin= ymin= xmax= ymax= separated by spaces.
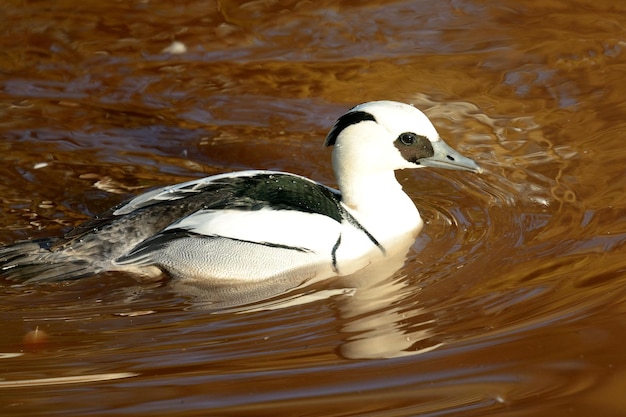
xmin=337 ymin=169 xmax=422 ymax=245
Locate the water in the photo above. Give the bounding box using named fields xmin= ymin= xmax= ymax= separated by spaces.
xmin=2 ymin=0 xmax=626 ymax=415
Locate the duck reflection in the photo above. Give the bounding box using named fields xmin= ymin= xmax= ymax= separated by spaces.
xmin=332 ymin=232 xmax=443 ymax=359
xmin=174 ymin=230 xmax=442 ymax=360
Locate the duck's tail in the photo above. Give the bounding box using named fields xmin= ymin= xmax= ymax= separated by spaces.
xmin=0 ymin=238 xmax=98 ymax=283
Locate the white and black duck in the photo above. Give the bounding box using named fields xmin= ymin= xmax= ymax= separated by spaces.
xmin=0 ymin=101 xmax=481 ymax=284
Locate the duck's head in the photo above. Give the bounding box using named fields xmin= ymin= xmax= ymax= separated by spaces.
xmin=325 ymin=101 xmax=482 ymax=175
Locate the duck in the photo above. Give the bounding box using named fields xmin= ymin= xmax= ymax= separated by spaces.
xmin=0 ymin=100 xmax=481 ymax=284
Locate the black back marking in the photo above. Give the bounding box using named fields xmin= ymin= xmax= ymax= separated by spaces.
xmin=198 ymin=174 xmax=346 ymax=222
xmin=330 ymin=234 xmax=341 ymax=272
xmin=324 ymin=110 xmax=376 ymax=147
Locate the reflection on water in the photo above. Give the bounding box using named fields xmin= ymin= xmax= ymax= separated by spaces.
xmin=2 ymin=0 xmax=626 ymax=415
xmin=184 ymin=231 xmax=435 ymax=359
xmin=335 ymin=235 xmax=444 ymax=360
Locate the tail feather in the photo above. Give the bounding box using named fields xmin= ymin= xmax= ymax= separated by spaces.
xmin=0 ymin=238 xmax=97 ymax=283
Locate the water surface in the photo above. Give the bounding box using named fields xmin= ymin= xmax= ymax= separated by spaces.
xmin=2 ymin=0 xmax=626 ymax=415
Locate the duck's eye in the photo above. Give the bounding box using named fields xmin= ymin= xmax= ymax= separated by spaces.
xmin=398 ymin=132 xmax=417 ymax=146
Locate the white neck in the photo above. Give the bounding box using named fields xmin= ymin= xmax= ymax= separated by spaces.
xmin=336 ymin=168 xmax=422 ymax=246
xmin=330 ymin=123 xmax=424 ymax=247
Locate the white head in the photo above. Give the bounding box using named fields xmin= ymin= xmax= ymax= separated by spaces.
xmin=325 ymin=101 xmax=481 ymax=176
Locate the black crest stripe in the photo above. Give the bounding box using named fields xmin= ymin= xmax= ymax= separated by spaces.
xmin=324 ymin=110 xmax=376 ymax=147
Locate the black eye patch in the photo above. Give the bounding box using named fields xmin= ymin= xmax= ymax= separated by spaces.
xmin=394 ymin=132 xmax=434 ymax=163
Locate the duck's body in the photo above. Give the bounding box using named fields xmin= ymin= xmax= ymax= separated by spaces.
xmin=0 ymin=101 xmax=480 ymax=284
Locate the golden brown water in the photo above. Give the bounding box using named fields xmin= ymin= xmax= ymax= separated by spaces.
xmin=2 ymin=0 xmax=626 ymax=415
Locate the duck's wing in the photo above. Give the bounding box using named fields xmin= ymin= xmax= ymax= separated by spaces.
xmin=111 ymin=170 xmax=390 ymax=281
xmin=113 ymin=170 xmax=345 ymax=220
xmin=53 ymin=170 xmax=347 ymax=253
xmin=110 ymin=171 xmax=352 ymax=278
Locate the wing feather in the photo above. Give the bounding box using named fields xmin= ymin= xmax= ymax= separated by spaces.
xmin=53 ymin=171 xmax=347 ymax=253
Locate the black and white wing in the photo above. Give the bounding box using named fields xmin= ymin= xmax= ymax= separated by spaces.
xmin=108 ymin=170 xmax=353 ymax=279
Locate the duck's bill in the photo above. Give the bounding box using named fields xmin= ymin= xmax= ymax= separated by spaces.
xmin=420 ymin=139 xmax=482 ymax=173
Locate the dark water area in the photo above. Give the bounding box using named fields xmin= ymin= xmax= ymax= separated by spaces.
xmin=2 ymin=0 xmax=626 ymax=415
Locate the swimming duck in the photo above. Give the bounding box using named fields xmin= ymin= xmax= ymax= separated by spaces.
xmin=0 ymin=101 xmax=480 ymax=284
